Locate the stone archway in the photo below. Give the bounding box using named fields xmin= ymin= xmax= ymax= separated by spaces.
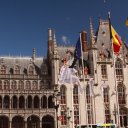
xmin=42 ymin=115 xmax=54 ymax=128
xmin=0 ymin=116 xmax=9 ymax=128
xmin=27 ymin=115 xmax=40 ymax=128
xmin=12 ymin=116 xmax=24 ymax=128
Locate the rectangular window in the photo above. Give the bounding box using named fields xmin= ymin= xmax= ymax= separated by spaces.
xmin=101 ymin=65 xmax=107 ymax=79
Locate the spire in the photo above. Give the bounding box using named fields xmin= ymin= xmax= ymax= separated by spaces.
xmin=48 ymin=28 xmax=53 ymax=54
xmin=90 ymin=17 xmax=96 ymax=46
xmin=53 ymin=30 xmax=58 ymax=54
xmin=48 ymin=28 xmax=52 ymax=41
xmin=32 ymin=48 xmax=36 ymax=61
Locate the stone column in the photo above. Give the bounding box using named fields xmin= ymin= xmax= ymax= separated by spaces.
xmin=40 ymin=120 xmax=42 ymax=128
xmin=9 ymin=121 xmax=11 ymax=128
xmin=25 ymin=121 xmax=27 ymax=128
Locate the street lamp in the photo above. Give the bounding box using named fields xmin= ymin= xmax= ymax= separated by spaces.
xmin=53 ymin=88 xmax=61 ymax=128
xmin=113 ymin=104 xmax=117 ymax=125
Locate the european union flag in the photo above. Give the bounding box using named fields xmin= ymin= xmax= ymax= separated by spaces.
xmin=69 ymin=36 xmax=81 ymax=68
xmin=75 ymin=37 xmax=81 ymax=59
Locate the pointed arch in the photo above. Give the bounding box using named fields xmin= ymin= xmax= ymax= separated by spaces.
xmin=73 ymin=85 xmax=79 ymax=125
xmin=60 ymin=85 xmax=66 ymax=104
xmin=117 ymin=83 xmax=126 ymax=105
xmin=28 ymin=65 xmax=34 ymax=75
xmin=115 ymin=58 xmax=123 ymax=79
xmin=86 ymin=84 xmax=93 ymax=124
xmin=103 ymin=87 xmax=111 ymax=123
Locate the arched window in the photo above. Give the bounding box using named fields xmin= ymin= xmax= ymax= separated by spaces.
xmin=115 ymin=59 xmax=123 ymax=79
xmin=101 ymin=64 xmax=107 ymax=79
xmin=103 ymin=87 xmax=111 ymax=123
xmin=3 ymin=95 xmax=10 ymax=109
xmin=60 ymin=86 xmax=66 ymax=104
xmin=32 ymin=81 xmax=38 ymax=90
xmin=86 ymin=85 xmax=93 ymax=124
xmin=48 ymin=96 xmax=54 ymax=108
xmin=26 ymin=81 xmax=31 ymax=90
xmin=0 ymin=80 xmax=2 ymax=90
xmin=117 ymin=83 xmax=126 ymax=105
xmin=73 ymin=85 xmax=79 ymax=125
xmin=12 ymin=96 xmax=18 ymax=109
xmin=18 ymin=81 xmax=24 ymax=90
xmin=0 ymin=65 xmax=6 ymax=74
xmin=19 ymin=96 xmax=25 ymax=109
xmin=28 ymin=65 xmax=34 ymax=75
xmin=4 ymin=80 xmax=9 ymax=90
xmin=34 ymin=96 xmax=39 ymax=108
xmin=60 ymin=85 xmax=67 ymax=125
xmin=42 ymin=96 xmax=47 ymax=108
xmin=15 ymin=65 xmax=20 ymax=75
xmin=11 ymin=81 xmax=17 ymax=90
xmin=27 ymin=95 xmax=32 ymax=108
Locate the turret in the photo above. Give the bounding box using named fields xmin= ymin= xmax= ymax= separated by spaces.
xmin=51 ymin=30 xmax=60 ymax=86
xmin=32 ymin=48 xmax=36 ymax=61
xmin=81 ymin=30 xmax=88 ymax=52
xmin=48 ymin=28 xmax=53 ymax=55
xmin=88 ymin=18 xmax=98 ymax=84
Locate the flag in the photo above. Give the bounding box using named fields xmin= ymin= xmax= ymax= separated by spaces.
xmin=108 ymin=12 xmax=122 ymax=55
xmin=111 ymin=25 xmax=122 ymax=54
xmin=125 ymin=17 xmax=128 ymax=26
xmin=69 ymin=35 xmax=82 ymax=68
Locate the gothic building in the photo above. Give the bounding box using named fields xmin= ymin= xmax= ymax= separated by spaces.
xmin=0 ymin=18 xmax=128 ymax=128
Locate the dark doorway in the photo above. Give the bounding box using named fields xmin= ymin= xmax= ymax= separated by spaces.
xmin=42 ymin=115 xmax=54 ymax=128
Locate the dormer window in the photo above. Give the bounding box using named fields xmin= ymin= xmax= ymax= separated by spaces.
xmin=28 ymin=65 xmax=34 ymax=75
xmin=15 ymin=65 xmax=20 ymax=75
xmin=0 ymin=65 xmax=6 ymax=74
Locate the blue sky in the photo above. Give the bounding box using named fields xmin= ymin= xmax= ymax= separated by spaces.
xmin=0 ymin=0 xmax=128 ymax=57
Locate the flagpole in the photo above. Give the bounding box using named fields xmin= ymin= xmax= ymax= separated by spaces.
xmin=79 ymin=33 xmax=85 ymax=81
xmin=108 ymin=11 xmax=120 ymax=127
xmin=80 ymin=32 xmax=90 ymax=128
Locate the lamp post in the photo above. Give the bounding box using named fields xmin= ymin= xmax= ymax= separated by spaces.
xmin=53 ymin=88 xmax=61 ymax=128
xmin=113 ymin=104 xmax=117 ymax=125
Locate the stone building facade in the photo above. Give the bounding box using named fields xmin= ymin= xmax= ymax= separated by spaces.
xmin=0 ymin=18 xmax=128 ymax=128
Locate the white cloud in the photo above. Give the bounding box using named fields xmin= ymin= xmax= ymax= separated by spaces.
xmin=62 ymin=35 xmax=70 ymax=44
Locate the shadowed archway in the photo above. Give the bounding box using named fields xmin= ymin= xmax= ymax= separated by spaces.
xmin=42 ymin=115 xmax=54 ymax=128
xmin=12 ymin=116 xmax=24 ymax=128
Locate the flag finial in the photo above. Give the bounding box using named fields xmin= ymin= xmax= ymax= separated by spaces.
xmin=108 ymin=11 xmax=111 ymax=19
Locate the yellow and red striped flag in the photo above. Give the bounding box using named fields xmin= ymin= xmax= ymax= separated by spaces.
xmin=111 ymin=26 xmax=122 ymax=54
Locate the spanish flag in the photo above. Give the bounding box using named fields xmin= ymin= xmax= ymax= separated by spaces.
xmin=111 ymin=26 xmax=122 ymax=54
